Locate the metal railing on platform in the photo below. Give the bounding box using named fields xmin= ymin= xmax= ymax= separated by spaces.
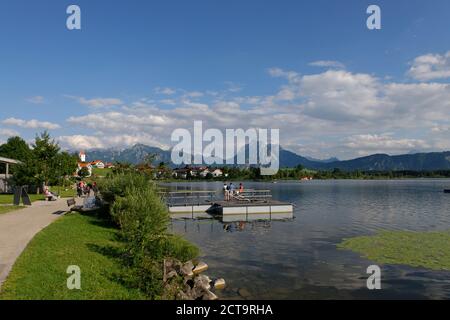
xmin=159 ymin=190 xmax=218 ymax=206
xmin=230 ymin=189 xmax=272 ymax=203
xmin=160 ymin=189 xmax=275 ymax=205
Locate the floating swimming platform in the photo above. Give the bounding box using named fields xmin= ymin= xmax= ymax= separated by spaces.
xmin=207 ymin=200 xmax=294 ymax=216
xmin=163 ymin=189 xmax=294 ymax=218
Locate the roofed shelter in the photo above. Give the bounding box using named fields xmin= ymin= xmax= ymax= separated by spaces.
xmin=0 ymin=156 xmax=22 ymax=193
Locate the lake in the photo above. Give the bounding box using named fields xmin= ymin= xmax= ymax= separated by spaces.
xmin=165 ymin=179 xmax=450 ymax=300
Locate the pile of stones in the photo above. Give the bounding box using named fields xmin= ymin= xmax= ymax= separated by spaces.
xmin=163 ymin=259 xmax=226 ymax=300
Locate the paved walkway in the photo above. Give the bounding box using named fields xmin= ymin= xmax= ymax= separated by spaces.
xmin=0 ymin=199 xmax=75 ymax=288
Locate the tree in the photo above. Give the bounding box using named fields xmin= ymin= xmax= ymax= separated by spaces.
xmin=78 ymin=167 xmax=91 ymax=178
xmin=0 ymin=136 xmax=31 ymax=174
xmin=249 ymin=167 xmax=261 ymax=179
xmin=55 ymin=152 xmax=78 ymax=186
xmin=12 ymin=132 xmax=78 ymax=190
xmin=57 ymin=152 xmax=78 ymax=177
xmin=32 ymin=132 xmax=61 ymax=187
xmin=158 ymin=162 xmax=166 ymax=170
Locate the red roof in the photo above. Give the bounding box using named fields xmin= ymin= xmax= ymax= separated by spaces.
xmin=78 ymin=162 xmax=91 ymax=168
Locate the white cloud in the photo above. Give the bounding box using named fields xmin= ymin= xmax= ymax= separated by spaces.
xmin=61 ymin=52 xmax=450 ymax=158
xmin=57 ymin=135 xmax=105 ymax=150
xmin=58 ymin=133 xmax=169 ymax=150
xmin=299 ymin=70 xmax=388 ymax=121
xmin=224 ymin=81 xmax=244 ymax=93
xmin=160 ymin=99 xmax=176 ymax=105
xmin=67 ymin=111 xmax=169 ymax=131
xmin=184 ymin=91 xmax=204 ymax=98
xmin=345 ymin=134 xmax=429 ymax=156
xmin=268 ymin=68 xmax=300 ymax=82
xmin=67 ymin=96 xmax=123 ymax=108
xmin=0 ymin=129 xmax=21 ymax=146
xmin=2 ymin=118 xmax=60 ymax=130
xmin=0 ymin=128 xmax=19 ymax=136
xmin=26 ymin=96 xmax=45 ymax=104
xmin=408 ymin=51 xmax=450 ymax=81
xmin=309 ymin=60 xmax=345 ymax=69
xmin=154 ymin=87 xmax=176 ymax=95
xmin=431 ymin=125 xmax=450 ymax=133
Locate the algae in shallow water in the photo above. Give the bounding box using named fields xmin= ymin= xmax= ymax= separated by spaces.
xmin=338 ymin=230 xmax=450 ymax=271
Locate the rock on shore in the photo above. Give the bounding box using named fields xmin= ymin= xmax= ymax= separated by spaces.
xmin=164 ymin=259 xmax=226 ymax=300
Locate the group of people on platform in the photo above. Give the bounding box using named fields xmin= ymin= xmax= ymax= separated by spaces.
xmin=76 ymin=181 xmax=98 ymax=198
xmin=223 ymin=182 xmax=244 ymax=201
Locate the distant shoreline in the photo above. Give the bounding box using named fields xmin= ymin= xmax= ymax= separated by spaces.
xmin=158 ymin=176 xmax=450 ymax=183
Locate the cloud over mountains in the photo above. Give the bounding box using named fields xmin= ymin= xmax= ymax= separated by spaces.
xmin=2 ymin=52 xmax=450 ymax=160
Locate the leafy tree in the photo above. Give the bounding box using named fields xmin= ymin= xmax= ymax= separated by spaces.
xmin=12 ymin=132 xmax=78 ymax=189
xmin=78 ymin=167 xmax=91 ymax=178
xmin=158 ymin=162 xmax=166 ymax=170
xmin=112 ymin=162 xmax=134 ymax=175
xmin=55 ymin=152 xmax=78 ymax=186
xmin=0 ymin=136 xmax=31 ymax=174
xmin=249 ymin=167 xmax=261 ymax=179
xmin=32 ymin=132 xmax=61 ymax=187
xmin=57 ymin=152 xmax=79 ymax=177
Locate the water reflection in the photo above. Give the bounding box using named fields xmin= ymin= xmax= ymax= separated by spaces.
xmin=165 ymin=180 xmax=450 ymax=299
xmin=170 ymin=211 xmax=294 ymax=232
xmin=170 ymin=212 xmax=293 ymax=223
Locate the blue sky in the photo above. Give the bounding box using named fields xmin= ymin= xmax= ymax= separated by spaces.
xmin=1 ymin=0 xmax=450 ymax=159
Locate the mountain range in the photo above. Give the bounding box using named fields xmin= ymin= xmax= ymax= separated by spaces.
xmin=83 ymin=144 xmax=450 ymax=171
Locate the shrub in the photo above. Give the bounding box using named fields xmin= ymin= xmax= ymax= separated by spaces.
xmin=98 ymin=173 xmax=199 ymax=299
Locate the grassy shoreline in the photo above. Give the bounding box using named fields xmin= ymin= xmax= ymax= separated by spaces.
xmin=1 ymin=173 xmax=200 ymax=300
xmin=0 ymin=213 xmax=147 ymax=300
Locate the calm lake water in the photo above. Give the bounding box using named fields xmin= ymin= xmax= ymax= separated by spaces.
xmin=164 ymin=179 xmax=450 ymax=300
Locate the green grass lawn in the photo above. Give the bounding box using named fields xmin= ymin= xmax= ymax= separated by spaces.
xmin=0 ymin=213 xmax=146 ymax=300
xmin=0 ymin=188 xmax=76 ymax=205
xmin=92 ymin=168 xmax=113 ymax=177
xmin=0 ymin=194 xmax=44 ymax=204
xmin=49 ymin=187 xmax=76 ymax=198
xmin=0 ymin=206 xmax=24 ymax=215
xmin=338 ymin=230 xmax=450 ymax=271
